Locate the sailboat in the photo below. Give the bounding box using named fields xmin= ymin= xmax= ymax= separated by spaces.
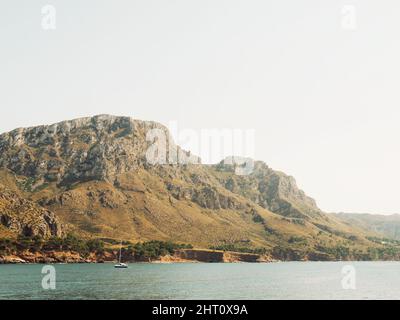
xmin=114 ymin=240 xmax=128 ymax=268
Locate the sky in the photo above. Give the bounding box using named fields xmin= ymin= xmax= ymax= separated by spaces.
xmin=1 ymin=0 xmax=400 ymax=214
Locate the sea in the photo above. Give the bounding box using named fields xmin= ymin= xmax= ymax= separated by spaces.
xmin=0 ymin=262 xmax=399 ymax=300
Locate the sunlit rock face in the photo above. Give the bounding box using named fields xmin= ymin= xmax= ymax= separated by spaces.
xmin=0 ymin=114 xmax=200 ymax=187
xmin=0 ymin=185 xmax=63 ymax=238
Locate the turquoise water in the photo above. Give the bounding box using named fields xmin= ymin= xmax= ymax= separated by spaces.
xmin=1 ymin=262 xmax=400 ymax=300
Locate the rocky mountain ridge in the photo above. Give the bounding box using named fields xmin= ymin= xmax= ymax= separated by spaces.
xmin=0 ymin=115 xmax=385 ymax=257
xmin=0 ymin=115 xmax=199 ymax=187
xmin=334 ymin=213 xmax=400 ymax=241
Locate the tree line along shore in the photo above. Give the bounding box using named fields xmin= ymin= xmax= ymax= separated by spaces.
xmin=2 ymin=234 xmax=400 ymax=264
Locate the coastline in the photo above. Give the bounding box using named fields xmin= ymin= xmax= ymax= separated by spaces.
xmin=0 ymin=248 xmax=276 ymax=264
xmin=2 ymin=250 xmax=400 ymax=264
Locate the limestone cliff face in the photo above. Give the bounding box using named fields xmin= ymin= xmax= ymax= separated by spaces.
xmin=0 ymin=115 xmax=199 ymax=187
xmin=174 ymin=249 xmax=270 ymax=263
xmin=0 ymin=185 xmax=62 ymax=238
xmin=214 ymin=159 xmax=321 ymax=219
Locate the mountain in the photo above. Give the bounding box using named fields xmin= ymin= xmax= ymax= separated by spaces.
xmin=334 ymin=213 xmax=400 ymax=241
xmin=0 ymin=115 xmax=391 ymax=259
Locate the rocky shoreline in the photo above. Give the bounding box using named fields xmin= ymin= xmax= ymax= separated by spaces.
xmin=0 ymin=248 xmax=275 ymax=264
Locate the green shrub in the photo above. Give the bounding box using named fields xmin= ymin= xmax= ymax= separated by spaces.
xmin=132 ymin=241 xmax=193 ymax=259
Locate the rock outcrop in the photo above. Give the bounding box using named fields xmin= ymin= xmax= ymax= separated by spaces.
xmin=0 ymin=115 xmax=200 ymax=188
xmin=214 ymin=158 xmax=321 ymax=219
xmin=174 ymin=249 xmax=271 ymax=263
xmin=0 ymin=185 xmax=63 ymax=238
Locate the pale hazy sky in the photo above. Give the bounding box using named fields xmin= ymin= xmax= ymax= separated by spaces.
xmin=1 ymin=0 xmax=400 ymax=214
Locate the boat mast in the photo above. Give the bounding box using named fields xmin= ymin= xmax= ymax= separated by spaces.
xmin=119 ymin=240 xmax=122 ymax=263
